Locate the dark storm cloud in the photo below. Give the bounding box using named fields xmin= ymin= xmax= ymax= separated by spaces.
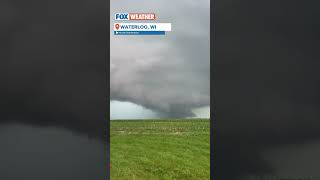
xmin=0 ymin=124 xmax=106 ymax=180
xmin=215 ymin=0 xmax=320 ymax=179
xmin=110 ymin=0 xmax=210 ymax=118
xmin=0 ymin=1 xmax=108 ymax=179
xmin=0 ymin=0 xmax=108 ymax=140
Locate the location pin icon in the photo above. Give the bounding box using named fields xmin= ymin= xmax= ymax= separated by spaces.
xmin=115 ymin=24 xmax=120 ymax=30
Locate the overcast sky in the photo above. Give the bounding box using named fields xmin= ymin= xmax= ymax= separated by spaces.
xmin=110 ymin=0 xmax=210 ymax=119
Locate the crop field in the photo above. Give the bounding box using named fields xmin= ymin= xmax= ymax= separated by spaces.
xmin=110 ymin=119 xmax=210 ymax=180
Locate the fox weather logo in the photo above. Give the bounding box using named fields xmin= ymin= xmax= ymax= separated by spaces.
xmin=114 ymin=13 xmax=156 ymax=21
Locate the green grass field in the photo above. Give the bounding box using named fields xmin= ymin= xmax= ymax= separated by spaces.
xmin=110 ymin=119 xmax=210 ymax=180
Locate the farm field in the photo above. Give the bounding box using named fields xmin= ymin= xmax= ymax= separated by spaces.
xmin=110 ymin=119 xmax=210 ymax=180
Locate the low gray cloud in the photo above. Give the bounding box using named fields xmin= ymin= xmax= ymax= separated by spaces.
xmin=110 ymin=0 xmax=210 ymax=118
